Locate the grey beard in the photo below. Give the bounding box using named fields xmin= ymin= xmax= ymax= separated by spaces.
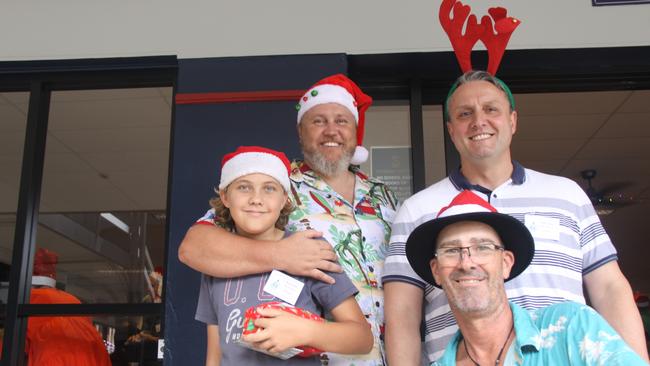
xmin=302 ymin=148 xmax=353 ymax=178
xmin=446 ymin=279 xmax=504 ymax=316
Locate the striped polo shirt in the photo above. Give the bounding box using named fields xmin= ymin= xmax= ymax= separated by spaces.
xmin=382 ymin=162 xmax=617 ymax=363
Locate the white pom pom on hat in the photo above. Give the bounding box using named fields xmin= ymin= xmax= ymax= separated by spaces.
xmin=295 ymin=74 xmax=372 ymax=165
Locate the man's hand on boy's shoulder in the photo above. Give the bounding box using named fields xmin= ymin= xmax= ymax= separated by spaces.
xmin=274 ymin=230 xmax=342 ymax=284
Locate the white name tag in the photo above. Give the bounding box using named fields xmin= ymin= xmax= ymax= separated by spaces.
xmin=524 ymin=214 xmax=560 ymax=241
xmin=157 ymin=339 xmax=164 ymax=359
xmin=263 ymin=270 xmax=304 ymax=306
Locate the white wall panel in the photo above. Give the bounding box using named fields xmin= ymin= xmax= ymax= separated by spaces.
xmin=1 ymin=0 xmax=649 ymax=60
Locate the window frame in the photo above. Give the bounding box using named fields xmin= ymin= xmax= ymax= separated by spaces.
xmin=0 ymin=56 xmax=177 ymax=366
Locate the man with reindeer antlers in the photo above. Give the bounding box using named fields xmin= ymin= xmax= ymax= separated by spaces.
xmin=382 ymin=1 xmax=649 ymax=364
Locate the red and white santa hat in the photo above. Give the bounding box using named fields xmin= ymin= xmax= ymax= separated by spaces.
xmin=32 ymin=247 xmax=58 ymax=288
xmin=295 ymin=74 xmax=373 ymax=165
xmin=219 ymin=146 xmax=291 ymax=192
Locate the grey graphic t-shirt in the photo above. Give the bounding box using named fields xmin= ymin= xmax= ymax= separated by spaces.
xmin=195 ymin=264 xmax=357 ymax=365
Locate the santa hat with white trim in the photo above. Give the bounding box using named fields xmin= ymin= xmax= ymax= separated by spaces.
xmin=219 ymin=146 xmax=291 ymax=192
xmin=32 ymin=248 xmax=58 ymax=288
xmin=295 ymin=74 xmax=373 ymax=165
xmin=406 ymin=190 xmax=534 ymax=288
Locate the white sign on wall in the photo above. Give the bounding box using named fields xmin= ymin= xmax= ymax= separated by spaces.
xmin=371 ymin=146 xmax=413 ymax=203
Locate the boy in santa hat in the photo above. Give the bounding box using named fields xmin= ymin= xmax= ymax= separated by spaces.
xmin=183 ymin=75 xmax=398 ymax=366
xmin=194 ymin=146 xmax=372 ymax=365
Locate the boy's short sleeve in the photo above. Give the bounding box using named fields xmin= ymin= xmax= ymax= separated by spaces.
xmin=309 ymin=270 xmax=358 ymax=312
xmin=194 ymin=274 xmax=219 ymax=325
xmin=194 ymin=208 xmax=217 ymax=226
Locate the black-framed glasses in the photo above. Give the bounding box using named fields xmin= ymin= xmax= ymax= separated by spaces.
xmin=434 ymin=243 xmax=504 ymax=266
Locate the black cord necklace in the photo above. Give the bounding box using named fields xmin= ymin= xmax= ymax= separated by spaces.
xmin=462 ymin=323 xmax=514 ymax=366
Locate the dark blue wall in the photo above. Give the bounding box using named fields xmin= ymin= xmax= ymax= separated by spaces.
xmin=164 ymin=54 xmax=347 ymax=365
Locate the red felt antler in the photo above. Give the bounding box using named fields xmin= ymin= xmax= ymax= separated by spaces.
xmin=479 ymin=7 xmax=521 ymax=75
xmin=439 ymin=0 xmax=482 ymax=73
xmin=438 ymin=1 xmax=520 ymax=75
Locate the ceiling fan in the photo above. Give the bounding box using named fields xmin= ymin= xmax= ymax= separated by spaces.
xmin=580 ymin=169 xmax=636 ymax=215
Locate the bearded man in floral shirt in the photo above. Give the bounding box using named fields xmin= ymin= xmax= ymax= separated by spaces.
xmin=179 ymin=74 xmax=398 ymax=366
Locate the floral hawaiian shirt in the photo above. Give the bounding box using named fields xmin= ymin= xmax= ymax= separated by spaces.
xmin=433 ymin=301 xmax=647 ymax=366
xmin=287 ymin=161 xmax=398 ymax=366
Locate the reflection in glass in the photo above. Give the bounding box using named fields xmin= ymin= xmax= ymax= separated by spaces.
xmin=361 ymin=103 xmax=447 ymax=196
xmin=34 ymin=211 xmax=166 ymax=303
xmin=423 ymin=105 xmax=446 ymax=186
xmin=0 ymin=92 xmax=30 ymax=305
xmin=34 ymin=87 xmax=172 ymax=304
xmin=25 ymin=292 xmax=112 ymax=365
xmin=19 ymin=314 xmax=162 ymax=366
xmin=363 ymin=103 xmax=413 ymax=200
xmin=0 ymin=92 xmax=29 ymax=349
xmin=94 ymin=314 xmax=163 ymax=366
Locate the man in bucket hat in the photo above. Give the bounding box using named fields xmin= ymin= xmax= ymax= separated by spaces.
xmin=383 ymin=70 xmax=648 ymax=364
xmin=405 ymin=190 xmax=647 ymax=366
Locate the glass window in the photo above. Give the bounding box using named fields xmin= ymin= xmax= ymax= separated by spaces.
xmin=32 ymin=87 xmax=172 ymax=304
xmin=511 ymin=89 xmax=650 ymax=297
xmin=423 ymin=105 xmax=446 ymax=186
xmin=23 ymin=313 xmax=162 ymax=365
xmin=362 ymin=102 xmax=447 ymax=202
xmin=0 ymin=92 xmax=29 ymax=304
xmin=363 ymin=103 xmax=413 ymax=203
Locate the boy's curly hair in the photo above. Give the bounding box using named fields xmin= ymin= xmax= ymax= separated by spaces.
xmin=209 ymin=189 xmax=294 ymax=231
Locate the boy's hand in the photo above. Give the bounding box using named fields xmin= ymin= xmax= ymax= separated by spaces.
xmin=241 ymin=307 xmax=312 ymax=353
xmin=273 ymin=230 xmax=342 ymax=284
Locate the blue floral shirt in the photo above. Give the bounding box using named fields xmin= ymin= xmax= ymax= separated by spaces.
xmin=433 ymin=301 xmax=647 ymax=366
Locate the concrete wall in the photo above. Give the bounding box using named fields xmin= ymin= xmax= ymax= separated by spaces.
xmin=1 ymin=0 xmax=649 ymax=61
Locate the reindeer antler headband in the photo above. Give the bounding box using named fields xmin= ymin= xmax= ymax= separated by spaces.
xmin=439 ymin=0 xmax=520 ymax=75
xmin=440 ymin=0 xmax=520 ymax=120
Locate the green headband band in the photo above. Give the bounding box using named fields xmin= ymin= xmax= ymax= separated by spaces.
xmin=443 ymin=76 xmax=515 ymax=122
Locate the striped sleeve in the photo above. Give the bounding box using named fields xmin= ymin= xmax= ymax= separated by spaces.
xmin=382 ymin=199 xmax=428 ymax=288
xmin=571 ymin=184 xmax=618 ymax=274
